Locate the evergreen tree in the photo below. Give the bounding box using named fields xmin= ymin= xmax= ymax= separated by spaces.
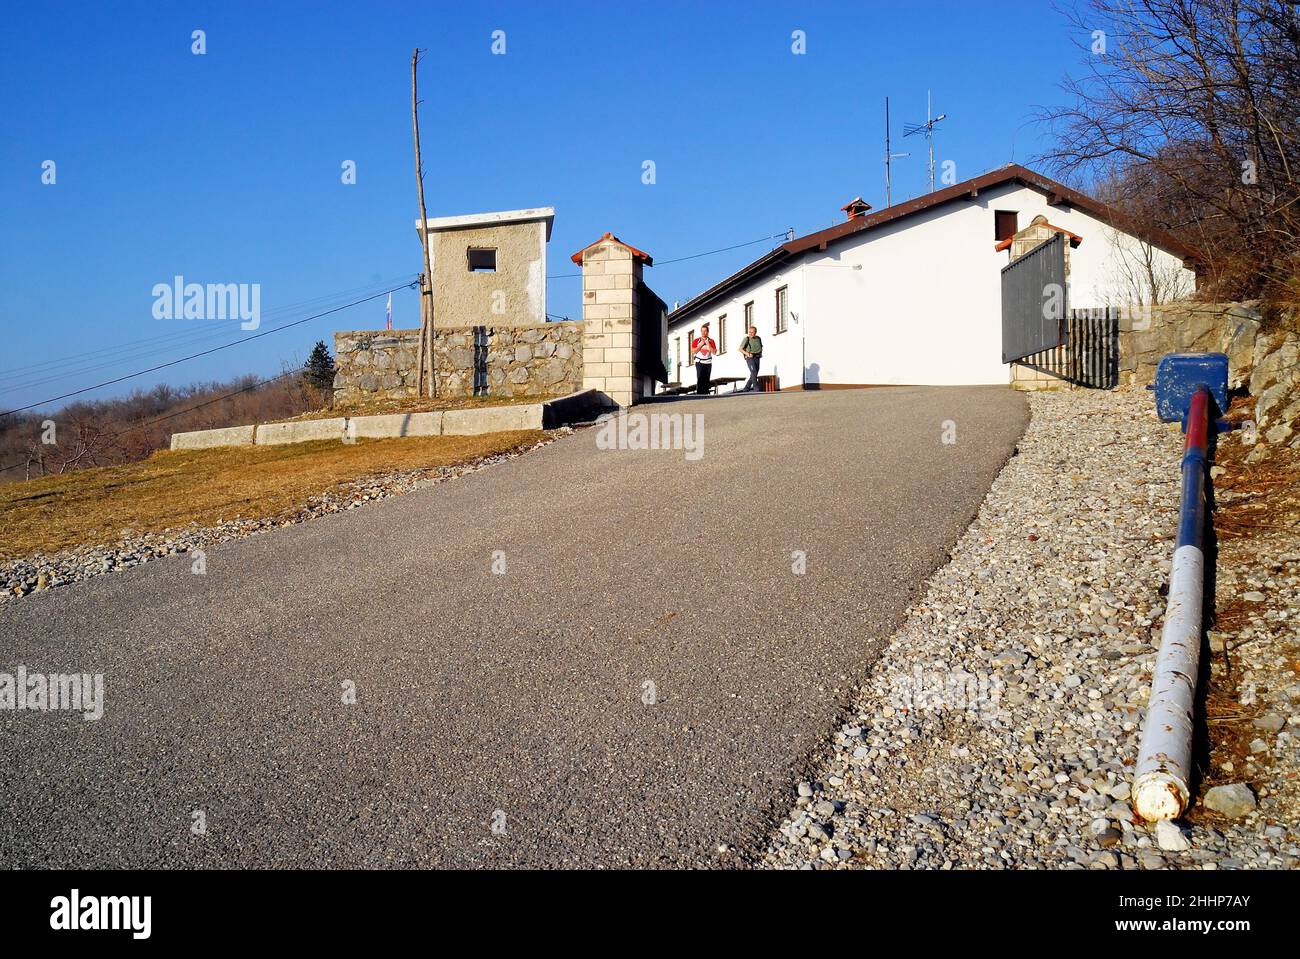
xmin=303 ymin=340 xmax=336 ymax=392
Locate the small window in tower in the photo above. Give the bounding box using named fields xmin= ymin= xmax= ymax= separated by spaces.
xmin=468 ymin=248 xmax=497 ymax=272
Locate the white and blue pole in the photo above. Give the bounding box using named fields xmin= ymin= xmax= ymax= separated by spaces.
xmin=1132 ymin=384 xmax=1211 ymax=821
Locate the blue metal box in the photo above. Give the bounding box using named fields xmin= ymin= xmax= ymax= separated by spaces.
xmin=1154 ymin=352 xmax=1229 ymax=424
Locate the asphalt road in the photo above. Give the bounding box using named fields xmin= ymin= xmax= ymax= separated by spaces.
xmin=0 ymin=386 xmax=1026 ymax=868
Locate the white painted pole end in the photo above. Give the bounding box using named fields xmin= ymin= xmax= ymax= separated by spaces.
xmin=1133 ymin=771 xmax=1189 ymax=822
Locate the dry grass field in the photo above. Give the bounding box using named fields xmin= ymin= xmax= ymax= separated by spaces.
xmin=0 ymin=430 xmax=542 ymax=560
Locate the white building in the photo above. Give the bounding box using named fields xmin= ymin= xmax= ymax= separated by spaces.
xmin=415 ymin=207 xmax=554 ymax=328
xmin=666 ymin=165 xmax=1198 ymax=390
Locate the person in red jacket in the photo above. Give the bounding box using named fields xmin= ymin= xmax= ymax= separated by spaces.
xmin=691 ymin=323 xmax=718 ymax=395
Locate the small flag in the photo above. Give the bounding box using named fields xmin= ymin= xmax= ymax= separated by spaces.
xmin=385 ymin=293 xmax=392 ymax=330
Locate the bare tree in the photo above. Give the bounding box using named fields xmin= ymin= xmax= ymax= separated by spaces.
xmin=0 ymin=364 xmax=333 ymax=485
xmin=1098 ymin=224 xmax=1195 ymax=306
xmin=1042 ymin=0 xmax=1300 ymax=303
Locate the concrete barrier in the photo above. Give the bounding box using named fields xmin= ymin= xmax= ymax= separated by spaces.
xmin=442 ymin=404 xmax=543 ymax=435
xmin=166 ymin=393 xmax=601 ymax=451
xmin=254 ymin=418 xmax=347 ymax=446
xmin=169 ymin=425 xmax=256 ymax=451
xmin=346 ymin=411 xmax=445 ymax=440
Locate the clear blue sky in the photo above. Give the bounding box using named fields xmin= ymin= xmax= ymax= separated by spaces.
xmin=0 ymin=0 xmax=1084 ymax=414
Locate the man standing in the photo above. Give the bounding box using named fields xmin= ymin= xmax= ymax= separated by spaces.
xmin=691 ymin=322 xmax=718 ymax=395
xmin=739 ymin=325 xmax=763 ymax=392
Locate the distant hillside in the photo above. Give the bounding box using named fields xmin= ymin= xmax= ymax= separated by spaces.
xmin=0 ymin=371 xmax=328 ymax=484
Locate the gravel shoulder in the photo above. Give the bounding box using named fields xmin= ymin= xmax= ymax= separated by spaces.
xmin=763 ymin=387 xmax=1299 ymax=870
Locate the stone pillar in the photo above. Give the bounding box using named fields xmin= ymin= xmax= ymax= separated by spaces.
xmin=576 ymin=233 xmax=647 ymax=408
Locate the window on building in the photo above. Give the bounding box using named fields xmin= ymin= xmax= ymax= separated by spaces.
xmin=674 ymin=337 xmax=681 ymax=377
xmin=467 ymin=248 xmax=497 ymax=272
xmin=717 ymin=314 xmax=727 ymax=353
xmin=687 ymin=329 xmax=695 ymax=365
xmin=775 ymin=286 xmax=788 ymax=334
xmin=743 ymin=301 xmax=754 ymax=334
xmin=994 ymin=211 xmax=1018 ymax=242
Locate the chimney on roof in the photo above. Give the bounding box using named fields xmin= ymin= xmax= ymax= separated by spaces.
xmin=841 ymin=197 xmax=872 ymax=221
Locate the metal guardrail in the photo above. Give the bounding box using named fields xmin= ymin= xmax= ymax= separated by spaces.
xmin=1133 ymin=352 xmax=1231 ymax=821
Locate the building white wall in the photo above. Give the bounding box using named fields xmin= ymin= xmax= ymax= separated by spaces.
xmin=667 ymin=265 xmax=809 ymax=390
xmin=666 ymin=182 xmax=1195 ymax=388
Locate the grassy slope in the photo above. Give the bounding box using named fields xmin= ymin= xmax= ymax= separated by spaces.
xmin=0 ymin=430 xmax=543 ymax=560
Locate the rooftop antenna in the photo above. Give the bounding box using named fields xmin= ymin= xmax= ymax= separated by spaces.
xmin=884 ymin=97 xmax=910 ymax=208
xmin=904 ymin=90 xmax=947 ymax=194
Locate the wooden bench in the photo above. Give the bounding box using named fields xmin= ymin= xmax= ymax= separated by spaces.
xmin=660 ymin=377 xmax=744 ymax=396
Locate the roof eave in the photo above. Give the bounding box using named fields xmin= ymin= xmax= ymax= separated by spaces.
xmin=668 ymin=165 xmax=1204 ymax=317
xmin=667 ymin=248 xmax=791 ymax=322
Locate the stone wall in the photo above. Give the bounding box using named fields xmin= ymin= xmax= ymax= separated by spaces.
xmin=333 ymin=329 xmax=422 ymax=402
xmin=333 ymin=323 xmax=582 ymax=404
xmin=1117 ymin=300 xmax=1299 ymax=452
xmin=433 ymin=322 xmax=583 ymax=398
xmin=1249 ymin=327 xmax=1300 ymax=449
xmin=1119 ymin=302 xmax=1262 ymax=389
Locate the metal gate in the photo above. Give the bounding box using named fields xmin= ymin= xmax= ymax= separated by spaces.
xmin=1001 ymin=233 xmax=1066 ymax=363
xmin=472 ymin=325 xmax=488 ymax=396
xmin=1016 ymin=307 xmax=1121 ymax=390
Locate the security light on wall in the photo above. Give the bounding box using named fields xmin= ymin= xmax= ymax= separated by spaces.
xmin=467 ymin=248 xmax=497 ymax=272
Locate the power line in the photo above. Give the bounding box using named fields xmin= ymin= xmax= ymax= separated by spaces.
xmin=0 ymin=365 xmax=308 ymax=476
xmin=0 ymin=279 xmax=418 ymax=397
xmin=0 ymin=325 xmax=259 ymax=396
xmin=657 ymin=233 xmax=790 ymax=266
xmin=0 ymin=278 xmax=412 ymax=379
xmin=0 ymin=281 xmax=416 ymax=418
xmin=546 ymin=232 xmax=788 ymax=279
xmin=0 ymin=274 xmax=418 ymax=383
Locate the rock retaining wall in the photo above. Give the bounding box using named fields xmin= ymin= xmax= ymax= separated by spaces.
xmin=1120 ymin=300 xmax=1298 ymax=452
xmin=1249 ymin=327 xmax=1300 ymax=449
xmin=434 ymin=322 xmax=583 ymax=399
xmin=1120 ymin=302 xmax=1263 ymax=389
xmin=333 ymin=323 xmax=583 ymax=404
xmin=332 ymin=330 xmax=422 ymax=402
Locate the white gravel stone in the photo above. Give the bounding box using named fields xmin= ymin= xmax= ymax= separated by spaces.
xmin=1156 ymin=820 xmax=1191 ymax=852
xmin=760 ymin=388 xmax=1298 ymax=870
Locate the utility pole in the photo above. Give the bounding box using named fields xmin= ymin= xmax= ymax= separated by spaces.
xmin=411 ymin=48 xmax=436 ymax=396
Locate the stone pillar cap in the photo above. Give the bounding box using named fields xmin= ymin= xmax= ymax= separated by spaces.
xmin=570 ymin=232 xmax=654 ymax=266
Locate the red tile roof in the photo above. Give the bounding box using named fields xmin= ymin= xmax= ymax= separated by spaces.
xmin=994 ymin=220 xmax=1084 ymax=252
xmin=570 ymin=232 xmax=654 ymax=266
xmin=669 ymin=164 xmax=1200 ymax=321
